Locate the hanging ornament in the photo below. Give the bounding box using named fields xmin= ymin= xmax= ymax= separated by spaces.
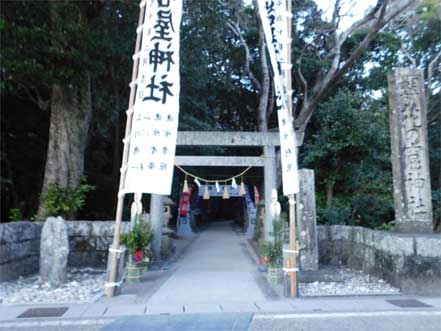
xmin=203 ymin=184 xmax=210 ymax=200
xmin=239 ymin=178 xmax=246 ymax=196
xmin=215 ymin=181 xmax=220 ymax=193
xmin=223 ymin=184 xmax=230 ymax=199
xmin=194 ymin=177 xmax=201 ymax=187
xmin=231 ymin=177 xmax=238 ymax=189
xmin=183 ymin=175 xmax=189 ymax=193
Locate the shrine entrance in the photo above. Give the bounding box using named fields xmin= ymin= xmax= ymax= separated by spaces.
xmin=200 ymin=197 xmax=244 ymax=223
xmin=161 ymin=130 xmax=280 ymax=240
xmin=106 ymin=0 xmax=301 ymax=299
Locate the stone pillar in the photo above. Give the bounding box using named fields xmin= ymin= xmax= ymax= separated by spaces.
xmin=264 ymin=145 xmax=277 ymax=242
xmin=150 ymin=194 xmax=163 ymax=259
xmin=388 ymin=68 xmax=433 ymax=233
xmin=40 ymin=216 xmax=69 ymax=287
xmin=296 ymin=169 xmax=319 ymax=271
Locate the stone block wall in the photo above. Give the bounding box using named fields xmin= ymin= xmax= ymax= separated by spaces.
xmin=67 ymin=221 xmax=129 ymax=268
xmin=0 ymin=222 xmax=43 ymax=282
xmin=318 ymin=225 xmax=441 ymax=295
xmin=0 ymin=221 xmax=129 ymax=282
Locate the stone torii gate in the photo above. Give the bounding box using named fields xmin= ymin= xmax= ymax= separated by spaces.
xmin=148 ymin=130 xmax=290 ymax=257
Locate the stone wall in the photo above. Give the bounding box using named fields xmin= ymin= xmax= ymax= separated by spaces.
xmin=0 ymin=222 xmax=43 ymax=282
xmin=0 ymin=221 xmax=129 ymax=282
xmin=67 ymin=221 xmax=129 ymax=268
xmin=318 ymin=225 xmax=441 ymax=295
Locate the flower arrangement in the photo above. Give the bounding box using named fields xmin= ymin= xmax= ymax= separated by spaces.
xmin=121 ymin=220 xmax=153 ymax=264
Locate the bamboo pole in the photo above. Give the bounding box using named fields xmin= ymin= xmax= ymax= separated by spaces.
xmin=104 ymin=2 xmax=145 ymax=297
xmin=285 ymin=0 xmax=298 ymax=297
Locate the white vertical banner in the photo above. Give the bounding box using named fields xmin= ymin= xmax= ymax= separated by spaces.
xmin=258 ymin=0 xmax=299 ymax=194
xmin=123 ymin=0 xmax=182 ymax=195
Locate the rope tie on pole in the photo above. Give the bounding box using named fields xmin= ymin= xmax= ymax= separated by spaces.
xmin=283 ymin=248 xmax=299 ymax=254
xmin=136 ymin=25 xmax=144 ymax=34
xmin=283 ymin=267 xmax=299 ymax=274
xmin=120 ymin=165 xmax=128 ymax=173
xmin=104 ymin=280 xmax=124 ymax=288
xmin=129 ymin=80 xmax=138 ymax=89
xmin=109 ymin=247 xmax=124 ymax=258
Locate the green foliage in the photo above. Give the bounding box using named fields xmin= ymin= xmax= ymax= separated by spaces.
xmin=303 ymin=89 xmax=394 ymax=228
xmin=40 ymin=180 xmax=95 ymax=218
xmin=8 ymin=208 xmax=23 ymax=221
xmin=120 ymin=221 xmax=153 ymax=253
xmin=268 ymin=215 xmax=287 ymax=266
xmin=259 ymin=241 xmax=271 ymax=256
xmin=376 ymin=221 xmax=395 ymax=232
xmin=267 ymin=241 xmax=283 ymax=267
xmin=316 ymin=201 xmax=352 ymax=225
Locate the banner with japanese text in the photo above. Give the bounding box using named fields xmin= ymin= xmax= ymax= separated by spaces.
xmin=124 ymin=0 xmax=182 ymax=195
xmin=258 ymin=0 xmax=299 ymax=195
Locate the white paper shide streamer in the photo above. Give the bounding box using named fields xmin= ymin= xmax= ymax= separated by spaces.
xmin=124 ymin=0 xmax=183 ymax=195
xmin=258 ymin=0 xmax=299 ymax=195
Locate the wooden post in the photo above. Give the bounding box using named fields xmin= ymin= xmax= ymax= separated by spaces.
xmin=285 ymin=0 xmax=298 ymax=297
xmin=104 ymin=2 xmax=145 ymax=297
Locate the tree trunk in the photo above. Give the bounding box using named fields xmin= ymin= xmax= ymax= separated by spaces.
xmin=257 ymin=21 xmax=270 ymax=132
xmin=38 ymin=73 xmax=92 ymax=219
xmin=326 ymin=181 xmax=334 ymax=208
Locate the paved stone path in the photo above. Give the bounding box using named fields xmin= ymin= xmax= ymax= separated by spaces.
xmin=146 ymin=221 xmax=270 ymax=309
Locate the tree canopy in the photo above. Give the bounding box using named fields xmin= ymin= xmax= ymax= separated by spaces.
xmin=1 ymin=0 xmax=439 ymax=230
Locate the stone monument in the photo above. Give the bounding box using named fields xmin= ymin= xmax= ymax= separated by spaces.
xmin=296 ymin=169 xmax=319 ymax=271
xmin=39 ymin=216 xmax=69 ymax=286
xmin=388 ymin=68 xmax=433 ymax=233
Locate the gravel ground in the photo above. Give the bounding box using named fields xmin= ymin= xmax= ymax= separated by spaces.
xmin=0 ymin=268 xmax=106 ymax=304
xmin=299 ymin=267 xmax=400 ymax=296
xmin=0 ymin=266 xmax=399 ymax=304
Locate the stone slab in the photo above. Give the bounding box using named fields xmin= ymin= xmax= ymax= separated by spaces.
xmin=255 ymin=301 xmax=294 ymax=312
xmin=0 ymin=306 xmax=28 ymax=321
xmin=375 ymin=233 xmax=415 ymax=256
xmin=388 ymin=68 xmax=433 ymax=233
xmin=330 ymin=225 xmax=353 ymax=241
xmin=146 ymin=304 xmax=184 ymax=314
xmin=104 ymin=304 xmax=146 ymax=316
xmin=101 ymin=313 xmax=254 ymax=331
xmin=80 ymin=304 xmax=109 ymax=317
xmin=61 ymin=304 xmax=90 ymax=318
xmin=147 ymin=223 xmax=267 ymax=305
xmin=184 ymin=304 xmax=222 ymax=313
xmin=296 ymin=169 xmax=319 ymax=271
xmin=220 ymin=303 xmax=259 ymax=312
xmin=419 ymin=298 xmax=441 ymax=308
xmin=175 ymin=156 xmax=264 ymax=167
xmin=176 ymin=131 xmax=282 ymax=146
xmin=415 ymin=237 xmax=441 ymax=258
xmin=39 ymin=217 xmax=69 ymax=286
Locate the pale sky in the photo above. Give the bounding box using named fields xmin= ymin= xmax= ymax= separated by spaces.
xmin=313 ymin=0 xmax=377 ymax=31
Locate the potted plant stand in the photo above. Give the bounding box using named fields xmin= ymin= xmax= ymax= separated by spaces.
xmin=121 ymin=221 xmax=153 ymax=284
xmin=126 ymin=261 xmax=144 ymax=283
xmin=267 ymin=264 xmax=283 ymax=285
xmin=126 ymin=252 xmax=150 ymax=283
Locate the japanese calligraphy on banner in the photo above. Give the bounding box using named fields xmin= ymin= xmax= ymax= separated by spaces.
xmin=123 ymin=0 xmax=182 ymax=195
xmin=258 ymin=0 xmax=299 ymax=194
